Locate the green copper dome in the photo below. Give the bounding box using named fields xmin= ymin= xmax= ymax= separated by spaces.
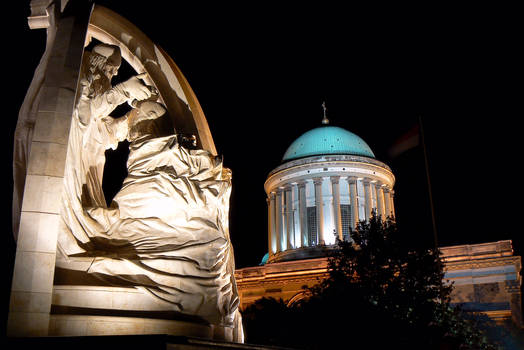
xmin=282 ymin=126 xmax=375 ymax=161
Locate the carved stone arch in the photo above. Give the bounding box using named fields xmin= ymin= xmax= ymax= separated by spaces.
xmin=287 ymin=291 xmax=309 ymax=307
xmin=87 ymin=5 xmax=216 ymax=155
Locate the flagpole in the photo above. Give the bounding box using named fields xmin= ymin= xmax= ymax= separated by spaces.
xmin=419 ymin=115 xmax=439 ymax=249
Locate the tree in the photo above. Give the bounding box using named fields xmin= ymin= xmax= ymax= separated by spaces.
xmin=242 ymin=214 xmax=501 ymax=349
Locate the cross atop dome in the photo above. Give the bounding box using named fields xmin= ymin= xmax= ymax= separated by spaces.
xmin=321 ymin=101 xmax=329 ymax=125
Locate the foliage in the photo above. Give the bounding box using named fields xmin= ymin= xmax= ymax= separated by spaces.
xmin=242 ymin=214 xmax=502 ymax=349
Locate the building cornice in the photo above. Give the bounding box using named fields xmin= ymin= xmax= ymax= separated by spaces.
xmin=265 ymin=155 xmax=395 ymax=193
xmin=270 ymin=154 xmax=392 ymax=176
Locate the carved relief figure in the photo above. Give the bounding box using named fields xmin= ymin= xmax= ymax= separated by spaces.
xmin=60 ymin=44 xmax=153 ymax=252
xmin=58 ymin=44 xmax=240 ymax=329
xmin=82 ymin=100 xmax=239 ymax=326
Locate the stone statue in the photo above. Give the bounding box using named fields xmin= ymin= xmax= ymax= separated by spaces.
xmin=59 ymin=43 xmax=153 ymax=253
xmin=74 ymin=43 xmax=153 ymax=208
xmin=10 ymin=4 xmax=240 ymax=340
xmin=58 ymin=44 xmax=240 ymax=330
xmin=81 ymin=100 xmax=239 ymax=326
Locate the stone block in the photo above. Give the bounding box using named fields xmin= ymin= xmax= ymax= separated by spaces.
xmin=12 ymin=251 xmax=56 ymax=293
xmin=142 ymin=318 xmax=211 ymax=338
xmin=52 ymin=285 xmax=173 ymax=312
xmin=10 ymin=291 xmax=52 ymax=313
xmin=7 ymin=311 xmax=50 ymax=337
xmin=49 ymin=316 xmax=88 ymax=336
xmin=111 ymin=288 xmax=159 ymax=310
xmin=17 ymin=212 xmax=59 ymax=253
xmin=57 ymin=86 xmax=77 ymax=114
xmin=86 ymin=317 xmax=145 ymax=336
xmin=37 ymin=87 xmax=59 ymax=113
xmin=27 ymin=141 xmax=67 ymax=177
xmin=33 ymin=111 xmax=71 ymax=144
xmin=48 ymin=315 xmax=214 ymax=339
xmin=21 ymin=174 xmax=63 ymax=214
xmin=44 ymin=60 xmax=68 ymax=88
xmin=53 ymin=287 xmax=113 ymax=310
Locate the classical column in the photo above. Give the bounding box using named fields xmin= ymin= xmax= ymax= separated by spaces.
xmin=297 ymin=181 xmax=307 ymax=248
xmin=331 ymin=176 xmax=343 ymax=241
xmin=375 ymin=182 xmax=385 ymax=220
xmin=363 ymin=178 xmax=372 ymax=221
xmin=313 ymin=177 xmax=325 ymax=245
xmin=383 ymin=187 xmax=391 ymax=219
xmin=348 ymin=176 xmax=359 ymax=230
xmin=389 ymin=189 xmax=396 ymax=218
xmin=275 ymin=188 xmax=283 ymax=253
xmin=268 ymin=192 xmax=276 ymax=256
xmin=284 ymin=185 xmax=294 ymax=250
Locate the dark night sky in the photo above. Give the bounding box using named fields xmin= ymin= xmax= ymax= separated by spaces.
xmin=5 ymin=1 xmax=521 ymax=278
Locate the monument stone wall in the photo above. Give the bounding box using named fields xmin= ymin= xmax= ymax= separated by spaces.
xmin=9 ymin=1 xmax=242 ymax=342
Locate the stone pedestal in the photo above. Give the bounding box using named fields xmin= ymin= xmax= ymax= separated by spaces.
xmin=49 ymin=315 xmax=213 ymax=339
xmin=7 ymin=335 xmax=283 ymax=350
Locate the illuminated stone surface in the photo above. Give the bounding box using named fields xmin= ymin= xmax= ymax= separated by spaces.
xmin=251 ymin=119 xmax=523 ymax=330
xmin=236 ymin=241 xmax=523 ymax=327
xmin=9 ymin=2 xmax=241 ymax=341
xmin=265 ymin=151 xmax=396 ymax=262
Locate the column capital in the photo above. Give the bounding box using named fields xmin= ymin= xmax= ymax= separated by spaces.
xmin=374 ymin=181 xmax=383 ymax=188
xmin=313 ymin=177 xmax=323 ymax=185
xmin=282 ymin=183 xmax=293 ymax=190
xmin=296 ymin=180 xmax=307 ymax=188
xmin=347 ymin=176 xmax=358 ymax=183
xmin=362 ymin=178 xmax=372 ymax=185
xmin=269 ymin=191 xmax=276 ymax=199
xmin=330 ymin=175 xmax=340 ymax=184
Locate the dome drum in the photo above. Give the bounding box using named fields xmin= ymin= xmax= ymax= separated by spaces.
xmin=265 ymin=155 xmax=395 ymax=193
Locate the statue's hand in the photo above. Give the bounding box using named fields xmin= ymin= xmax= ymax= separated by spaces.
xmin=118 ymin=73 xmax=152 ymax=101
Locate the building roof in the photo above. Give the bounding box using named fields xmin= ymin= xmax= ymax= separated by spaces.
xmin=282 ymin=125 xmax=375 ymax=161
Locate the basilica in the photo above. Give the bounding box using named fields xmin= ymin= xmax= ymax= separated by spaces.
xmin=234 ymin=116 xmax=523 ymax=329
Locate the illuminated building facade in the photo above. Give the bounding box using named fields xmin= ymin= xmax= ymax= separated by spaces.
xmin=264 ymin=121 xmax=395 ymax=263
xmin=235 ymin=120 xmax=523 ymax=329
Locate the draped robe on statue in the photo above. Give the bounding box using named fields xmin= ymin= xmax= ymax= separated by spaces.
xmin=84 ymin=133 xmax=239 ymax=326
xmin=59 ymin=61 xmax=130 ymax=253
xmin=60 ymin=110 xmax=240 ymax=326
xmin=58 ymin=47 xmax=240 ymax=329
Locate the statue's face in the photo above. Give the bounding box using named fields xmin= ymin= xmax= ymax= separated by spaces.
xmin=128 ymin=101 xmax=166 ymax=132
xmin=137 ymin=102 xmax=166 ymax=122
xmin=102 ymin=63 xmax=119 ymax=80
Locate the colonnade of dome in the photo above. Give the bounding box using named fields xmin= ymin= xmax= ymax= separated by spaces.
xmin=265 ymin=139 xmax=395 ymax=263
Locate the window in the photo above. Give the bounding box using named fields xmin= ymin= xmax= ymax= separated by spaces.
xmin=307 ymin=206 xmax=317 ymax=246
xmin=340 ymin=204 xmax=352 ymax=241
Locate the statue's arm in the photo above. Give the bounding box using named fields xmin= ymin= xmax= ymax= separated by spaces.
xmin=89 ymin=73 xmax=153 ymax=121
xmin=87 ymin=85 xmax=130 ymax=120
